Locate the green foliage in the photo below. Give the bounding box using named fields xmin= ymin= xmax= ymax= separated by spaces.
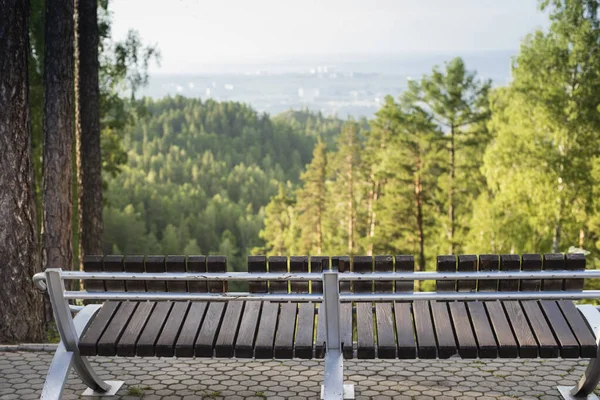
xmin=104 ymin=98 xmax=329 ymax=271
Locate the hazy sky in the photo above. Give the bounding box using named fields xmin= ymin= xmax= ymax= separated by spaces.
xmin=110 ymin=0 xmax=550 ymax=74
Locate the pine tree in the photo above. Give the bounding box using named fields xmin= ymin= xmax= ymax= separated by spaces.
xmin=420 ymin=58 xmax=491 ymax=253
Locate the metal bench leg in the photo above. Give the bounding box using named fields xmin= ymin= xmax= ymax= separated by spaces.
xmin=320 ymin=270 xmax=354 ymax=400
xmin=558 ymin=304 xmax=600 ymax=400
xmin=43 ymin=270 xmax=122 ymax=399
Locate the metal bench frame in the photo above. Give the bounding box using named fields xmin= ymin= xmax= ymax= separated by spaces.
xmin=33 ymin=267 xmax=600 ymax=400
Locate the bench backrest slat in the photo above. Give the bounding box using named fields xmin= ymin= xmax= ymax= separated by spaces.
xmin=187 ymin=255 xmax=207 ymax=293
xmin=436 ymin=255 xmax=457 ymax=292
xmin=310 ymin=256 xmax=328 ymax=294
xmin=124 ymin=255 xmax=145 ymax=292
xmin=394 ymin=255 xmax=414 ymax=293
xmin=499 ymin=254 xmax=520 ymax=292
xmin=478 ymin=254 xmax=499 ymax=292
xmin=207 ymin=255 xmax=226 ymax=292
xmin=248 ymin=255 xmax=267 ymax=293
xmin=457 ymin=255 xmax=477 ymax=292
xmin=166 ymin=255 xmax=187 ymax=292
xmin=565 ymin=253 xmax=585 ymax=291
xmin=521 ymin=254 xmax=542 ymax=291
xmin=353 ymin=255 xmax=373 ymax=293
xmin=145 ymin=255 xmax=166 ymax=292
xmin=268 ymin=256 xmax=288 ymax=293
xmin=290 ymin=256 xmax=309 ymax=293
xmin=103 ymin=255 xmax=125 ymax=292
xmin=374 ymin=255 xmax=393 ymax=293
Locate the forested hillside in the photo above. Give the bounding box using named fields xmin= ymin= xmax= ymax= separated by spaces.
xmin=103 ymin=97 xmax=342 ymax=271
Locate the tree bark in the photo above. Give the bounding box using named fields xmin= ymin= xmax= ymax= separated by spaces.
xmin=42 ymin=0 xmax=74 ymax=286
xmin=447 ymin=125 xmax=455 ymax=254
xmin=0 ymin=0 xmax=45 ymax=342
xmin=415 ymin=157 xmax=424 ymax=291
xmin=75 ymin=0 xmax=103 ymax=268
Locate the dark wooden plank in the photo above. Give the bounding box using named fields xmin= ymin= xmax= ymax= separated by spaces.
xmin=194 ymin=302 xmax=226 ymax=357
xmin=215 ymin=301 xmax=244 ymax=357
xmin=207 ymin=255 xmax=226 ymax=293
xmin=234 ymin=301 xmax=261 ymax=358
xmin=353 ymin=256 xmax=373 ymax=293
xmin=145 ymin=255 xmax=166 ymax=292
xmin=294 ymin=302 xmax=316 ymax=359
xmin=484 ymin=301 xmax=518 ymax=357
xmin=558 ymin=300 xmax=597 ymax=358
xmin=394 ymin=255 xmax=414 ymax=293
xmin=310 ymin=256 xmax=328 ymax=293
xmin=436 ymin=255 xmax=456 ymax=292
xmin=336 ymin=256 xmax=351 ymax=293
xmin=520 ymin=300 xmax=559 ymax=358
xmin=274 ymin=303 xmax=297 ymax=358
xmin=356 ymin=302 xmax=375 ymax=359
xmin=499 ymin=254 xmax=520 ymax=292
xmin=430 ymin=301 xmax=457 ymax=358
xmin=117 ymin=302 xmax=155 ymax=356
xmin=340 ymin=302 xmax=353 ymax=358
xmin=136 ymin=301 xmax=173 ymax=356
xmin=375 ymin=303 xmax=395 ymax=359
xmin=539 ymin=300 xmax=580 ymax=358
xmin=155 ymin=301 xmax=190 ymax=357
xmin=79 ymin=301 xmax=120 ymax=356
xmin=97 ymin=301 xmax=138 ymax=356
xmin=565 ymin=253 xmax=585 ymax=291
xmin=413 ymin=300 xmax=437 ymax=358
xmin=467 ymin=301 xmax=498 ymax=358
xmin=448 ymin=301 xmax=478 ymax=358
xmin=521 ymin=254 xmax=542 ymax=292
xmin=542 ymin=253 xmax=564 ymax=291
xmin=175 ymin=301 xmax=208 ymax=357
xmin=186 ymin=255 xmax=207 ymax=293
xmin=457 ymin=255 xmax=477 ymax=292
xmin=374 ymin=255 xmax=393 ymax=293
xmin=166 ymin=255 xmax=187 ymax=292
xmin=478 ymin=254 xmax=499 ymax=292
xmin=254 ymin=301 xmax=279 ymax=359
xmin=502 ymin=301 xmax=538 ymax=358
xmin=83 ymin=255 xmax=105 ymax=292
xmin=103 ymin=255 xmax=125 ymax=292
xmin=394 ymin=302 xmax=417 ymax=359
xmin=315 ymin=304 xmax=326 ymax=358
xmin=290 ymin=256 xmax=309 ymax=293
xmin=268 ymin=256 xmax=288 ymax=294
xmin=248 ymin=255 xmax=267 ymax=293
xmin=123 ymin=255 xmax=145 ymax=292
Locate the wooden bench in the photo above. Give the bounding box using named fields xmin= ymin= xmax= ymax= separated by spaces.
xmin=33 ymin=253 xmax=600 ymax=400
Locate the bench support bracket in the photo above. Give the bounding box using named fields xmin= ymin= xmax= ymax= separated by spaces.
xmin=41 ymin=270 xmax=116 ymax=399
xmin=558 ymin=305 xmax=600 ymax=400
xmin=321 ymin=270 xmax=355 ymax=400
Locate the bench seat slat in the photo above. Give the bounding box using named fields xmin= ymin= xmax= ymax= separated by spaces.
xmin=254 ymin=301 xmax=279 ymax=359
xmin=449 ymin=301 xmax=478 ymax=358
xmin=194 ymin=302 xmax=225 ymax=357
xmin=485 ymin=301 xmax=518 ymax=357
xmin=156 ymin=301 xmax=190 ymax=357
xmin=539 ymin=300 xmax=580 ymax=358
xmin=315 ymin=305 xmax=326 ymax=359
xmin=136 ymin=301 xmax=173 ymax=356
xmin=294 ymin=302 xmax=315 ymax=359
xmin=356 ymin=302 xmax=375 ymax=359
xmin=175 ymin=302 xmax=208 ymax=357
xmin=79 ymin=301 xmax=120 ymax=356
xmin=97 ymin=301 xmax=138 ymax=356
xmin=558 ymin=300 xmax=598 ymax=358
xmin=117 ymin=302 xmax=155 ymax=356
xmin=413 ymin=300 xmax=436 ymax=358
xmin=274 ymin=303 xmax=297 ymax=358
xmin=340 ymin=302 xmax=353 ymax=358
xmin=234 ymin=301 xmax=261 ymax=358
xmin=521 ymin=300 xmax=559 ymax=358
xmin=375 ymin=303 xmax=395 ymax=359
xmin=430 ymin=301 xmax=457 ymax=359
xmin=502 ymin=301 xmax=538 ymax=358
xmin=215 ymin=301 xmax=244 ymax=357
xmin=467 ymin=301 xmax=498 ymax=358
xmin=394 ymin=302 xmax=417 ymax=359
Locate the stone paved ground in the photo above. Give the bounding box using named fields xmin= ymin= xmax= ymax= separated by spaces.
xmin=0 ymin=349 xmax=594 ymax=399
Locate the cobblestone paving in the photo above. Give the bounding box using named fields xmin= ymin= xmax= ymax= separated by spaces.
xmin=0 ymin=350 xmax=594 ymax=399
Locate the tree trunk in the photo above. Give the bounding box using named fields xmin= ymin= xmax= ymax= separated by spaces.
xmin=42 ymin=0 xmax=74 ymax=296
xmin=75 ymin=0 xmax=103 ymax=269
xmin=0 ymin=0 xmax=45 ymax=342
xmin=316 ymin=202 xmax=323 ymax=254
xmin=447 ymin=125 xmax=455 ymax=254
xmin=347 ymin=168 xmax=354 ymax=254
xmin=415 ymin=157 xmax=425 ymax=292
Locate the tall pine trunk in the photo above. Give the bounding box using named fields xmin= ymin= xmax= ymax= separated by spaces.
xmin=75 ymin=0 xmax=103 ymax=267
xmin=414 ymin=157 xmax=425 ymax=291
xmin=42 ymin=0 xmax=74 ymax=302
xmin=447 ymin=125 xmax=455 ymax=254
xmin=0 ymin=0 xmax=45 ymax=342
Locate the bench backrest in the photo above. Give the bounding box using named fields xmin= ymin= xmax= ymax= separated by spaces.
xmin=436 ymin=253 xmax=585 ymax=292
xmin=83 ymin=255 xmax=227 ymax=293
